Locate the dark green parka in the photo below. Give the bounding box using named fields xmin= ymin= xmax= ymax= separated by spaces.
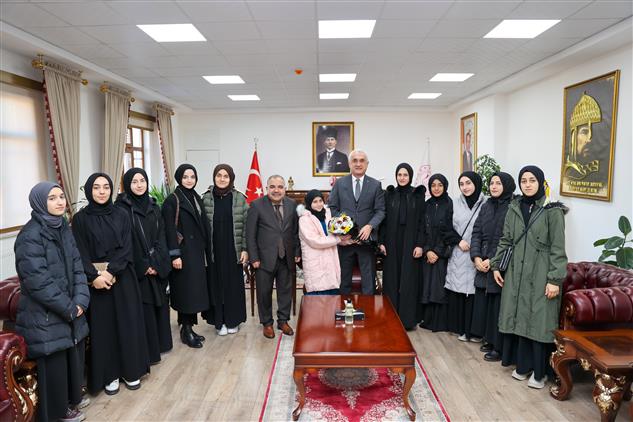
xmin=491 ymin=197 xmax=568 ymax=343
xmin=201 ymin=187 xmax=248 ymax=262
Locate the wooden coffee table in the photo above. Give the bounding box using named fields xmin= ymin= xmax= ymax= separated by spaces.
xmin=550 ymin=329 xmax=633 ymax=422
xmin=292 ymin=295 xmax=417 ymax=421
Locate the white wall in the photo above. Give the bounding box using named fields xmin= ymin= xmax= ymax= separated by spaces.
xmin=176 ymin=110 xmax=454 ymax=195
xmin=0 ymin=47 xmax=161 ymax=279
xmin=453 ymin=44 xmax=632 ymax=263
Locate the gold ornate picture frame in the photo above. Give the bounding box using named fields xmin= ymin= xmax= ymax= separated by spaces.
xmin=560 ymin=70 xmax=620 ymax=201
xmin=460 ymin=113 xmax=477 ymax=172
xmin=312 ymin=122 xmax=354 ymax=177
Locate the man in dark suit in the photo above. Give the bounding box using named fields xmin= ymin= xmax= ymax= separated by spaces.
xmin=328 ymin=150 xmax=385 ymax=294
xmin=246 ymin=175 xmax=301 ymax=339
xmin=316 ymin=127 xmax=350 ymax=174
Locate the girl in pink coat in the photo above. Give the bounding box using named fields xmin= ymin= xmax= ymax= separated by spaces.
xmin=298 ymin=190 xmax=352 ymax=295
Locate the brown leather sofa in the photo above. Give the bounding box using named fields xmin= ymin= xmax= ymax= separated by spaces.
xmin=560 ymin=261 xmax=633 ymax=330
xmin=0 ymin=276 xmax=37 ymax=422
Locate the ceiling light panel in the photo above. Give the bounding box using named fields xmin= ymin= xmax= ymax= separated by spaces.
xmin=484 ymin=20 xmax=561 ymax=39
xmin=319 ymin=73 xmax=357 ymax=82
xmin=203 ymin=75 xmax=245 ymax=84
xmin=320 ymin=93 xmax=350 ymax=99
xmin=228 ymin=95 xmax=260 ymax=101
xmin=318 ymin=20 xmax=376 ymax=39
xmin=137 ymin=24 xmax=206 ymax=42
xmin=430 ymin=73 xmax=474 ymax=82
xmin=408 ymin=93 xmax=442 ymax=99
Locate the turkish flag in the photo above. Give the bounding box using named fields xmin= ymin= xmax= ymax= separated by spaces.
xmin=245 ymin=150 xmax=264 ymax=204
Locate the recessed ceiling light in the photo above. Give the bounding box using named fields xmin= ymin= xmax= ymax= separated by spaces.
xmin=319 ymin=73 xmax=357 ymax=83
xmin=228 ymin=95 xmax=260 ymax=101
xmin=318 ymin=20 xmax=376 ymax=39
xmin=484 ymin=19 xmax=560 ymax=39
xmin=203 ymin=75 xmax=245 ymax=84
xmin=320 ymin=93 xmax=350 ymax=100
xmin=137 ymin=24 xmax=206 ymax=42
xmin=408 ymin=93 xmax=442 ymax=99
xmin=430 ymin=73 xmax=474 ymax=82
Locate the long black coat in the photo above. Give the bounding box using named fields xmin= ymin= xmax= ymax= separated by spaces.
xmin=420 ymin=196 xmax=460 ymax=304
xmin=14 ymin=213 xmax=90 ymax=359
xmin=470 ymin=197 xmax=512 ymax=294
xmin=379 ymin=185 xmax=426 ymax=328
xmin=162 ymin=188 xmax=212 ymax=313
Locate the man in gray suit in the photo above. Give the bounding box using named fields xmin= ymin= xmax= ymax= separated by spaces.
xmin=246 ymin=175 xmax=301 ymax=339
xmin=328 ymin=150 xmax=385 ymax=294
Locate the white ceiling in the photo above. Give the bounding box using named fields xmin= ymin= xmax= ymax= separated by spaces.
xmin=1 ymin=0 xmax=631 ymax=110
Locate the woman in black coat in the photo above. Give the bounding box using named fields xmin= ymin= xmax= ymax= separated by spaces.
xmin=379 ymin=163 xmax=426 ymax=330
xmin=72 ymin=173 xmax=149 ymax=395
xmin=162 ymin=164 xmax=212 ymax=348
xmin=115 ymin=168 xmax=173 ymax=364
xmin=470 ymin=172 xmax=516 ymax=361
xmin=14 ymin=182 xmax=90 ymax=422
xmin=419 ymin=174 xmax=460 ymax=332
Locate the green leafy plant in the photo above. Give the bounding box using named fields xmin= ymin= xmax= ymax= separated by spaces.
xmin=594 ymin=215 xmax=633 ymax=269
xmin=474 ymin=154 xmax=501 ymax=195
xmin=149 ymin=184 xmax=171 ymax=207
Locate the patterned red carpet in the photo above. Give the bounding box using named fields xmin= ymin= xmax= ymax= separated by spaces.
xmin=260 ymin=335 xmax=450 ymax=422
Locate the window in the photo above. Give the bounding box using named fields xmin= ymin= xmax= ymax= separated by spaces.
xmin=123 ymin=126 xmax=149 ymax=172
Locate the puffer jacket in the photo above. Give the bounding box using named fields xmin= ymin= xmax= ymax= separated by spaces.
xmin=445 ymin=193 xmax=486 ymax=295
xmin=297 ymin=205 xmax=341 ymax=292
xmin=201 ymin=187 xmax=249 ymax=263
xmin=14 ymin=212 xmax=90 ymax=359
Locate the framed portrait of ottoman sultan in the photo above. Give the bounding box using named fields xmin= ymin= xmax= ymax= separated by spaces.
xmin=312 ymin=122 xmax=354 ymax=177
xmin=560 ymin=70 xmax=620 ymax=201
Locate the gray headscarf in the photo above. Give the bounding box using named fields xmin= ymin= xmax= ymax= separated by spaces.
xmin=29 ymin=181 xmax=64 ymax=228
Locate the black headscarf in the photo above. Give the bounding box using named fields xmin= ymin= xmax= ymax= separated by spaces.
xmin=459 ymin=171 xmax=482 ymax=209
xmin=175 ymin=163 xmax=200 ymax=203
xmin=427 ymin=173 xmax=449 ymax=202
xmin=395 ymin=163 xmax=414 ymax=224
xmin=305 ymin=189 xmax=326 ymax=222
xmin=489 ymin=172 xmax=516 ymax=204
xmin=84 ymin=173 xmax=114 ymax=215
xmin=29 ymin=181 xmax=64 ymax=228
xmin=395 ymin=163 xmax=413 ymax=191
xmin=122 ymin=168 xmax=150 ymax=212
xmin=518 ymin=165 xmax=546 ymax=225
xmin=212 ymin=164 xmax=235 ymax=197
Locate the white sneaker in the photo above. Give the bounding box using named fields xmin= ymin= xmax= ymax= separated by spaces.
xmin=105 ymin=379 xmax=119 ymax=395
xmin=123 ymin=378 xmax=141 ymax=390
xmin=457 ymin=334 xmax=468 ymax=342
xmin=469 ymin=337 xmax=483 ymax=343
xmin=217 ymin=325 xmax=228 ymax=336
xmin=227 ymin=326 xmax=239 ymax=334
xmin=512 ymin=369 xmax=530 ymax=381
xmin=76 ymin=396 xmax=90 ymax=409
xmin=527 ymin=373 xmax=547 ymax=389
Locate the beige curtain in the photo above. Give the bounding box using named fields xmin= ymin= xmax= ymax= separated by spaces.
xmin=43 ymin=67 xmax=81 ymax=211
xmin=156 ymin=104 xmax=175 ymax=189
xmin=102 ymin=89 xmax=131 ymax=196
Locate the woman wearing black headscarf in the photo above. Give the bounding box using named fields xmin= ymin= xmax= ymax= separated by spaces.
xmin=115 ymin=168 xmax=173 ymax=364
xmin=72 ymin=173 xmax=149 ymax=395
xmin=469 ymin=172 xmax=516 ymax=361
xmin=162 ymin=164 xmax=211 ymax=348
xmin=491 ymin=166 xmax=568 ymax=389
xmin=419 ymin=173 xmax=457 ymax=332
xmin=445 ymin=171 xmax=486 ymax=340
xmin=15 ymin=182 xmax=89 ymax=421
xmin=379 ymin=163 xmax=426 ymax=330
xmin=201 ymin=164 xmax=249 ymax=335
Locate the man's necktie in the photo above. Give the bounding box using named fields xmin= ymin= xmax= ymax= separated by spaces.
xmin=273 ymin=204 xmax=285 ymax=258
xmin=354 ymin=178 xmax=361 ymax=201
xmin=327 ymin=152 xmax=332 ymax=161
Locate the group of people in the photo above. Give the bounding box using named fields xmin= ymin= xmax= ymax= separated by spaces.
xmin=14 ymin=148 xmax=567 ymax=421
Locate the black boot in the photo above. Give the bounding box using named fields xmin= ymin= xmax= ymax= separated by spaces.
xmin=484 ymin=350 xmax=501 ymax=362
xmin=480 ymin=343 xmax=493 ymax=352
xmin=190 ymin=326 xmax=205 ymax=342
xmin=180 ymin=324 xmax=203 ymax=348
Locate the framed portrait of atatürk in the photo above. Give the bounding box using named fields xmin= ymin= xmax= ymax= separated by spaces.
xmin=460 ymin=113 xmax=477 ymax=172
xmin=560 ymin=70 xmax=620 ymax=201
xmin=312 ymin=122 xmax=354 ymax=177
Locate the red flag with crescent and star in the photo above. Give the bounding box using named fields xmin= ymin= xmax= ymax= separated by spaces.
xmin=245 ymin=150 xmax=263 ymax=204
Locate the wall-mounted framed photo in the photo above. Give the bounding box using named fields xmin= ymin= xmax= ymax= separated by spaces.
xmin=560 ymin=70 xmax=620 ymax=201
xmin=460 ymin=113 xmax=477 ymax=172
xmin=312 ymin=122 xmax=354 ymax=177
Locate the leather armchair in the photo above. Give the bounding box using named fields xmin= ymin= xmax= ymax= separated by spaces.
xmin=560 ymin=262 xmax=633 ymax=330
xmin=0 ymin=276 xmax=37 ymax=422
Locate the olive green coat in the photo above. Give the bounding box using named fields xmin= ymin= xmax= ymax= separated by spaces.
xmin=490 ymin=197 xmax=567 ymax=343
xmin=201 ymin=188 xmax=249 ymax=263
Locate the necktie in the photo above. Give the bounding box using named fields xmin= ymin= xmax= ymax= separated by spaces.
xmin=273 ymin=204 xmax=285 ymax=258
xmin=354 ymin=178 xmax=361 ymax=201
xmin=327 ymin=151 xmax=332 ymax=161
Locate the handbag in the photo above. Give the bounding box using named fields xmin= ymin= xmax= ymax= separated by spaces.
xmin=92 ymin=262 xmax=117 ymax=284
xmin=498 ymin=207 xmax=545 ymax=272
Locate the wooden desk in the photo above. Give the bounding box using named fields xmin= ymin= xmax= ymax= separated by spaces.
xmin=292 ymin=295 xmax=417 ymax=421
xmin=550 ymin=329 xmax=633 ymax=422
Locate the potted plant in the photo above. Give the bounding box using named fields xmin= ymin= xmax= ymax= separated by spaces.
xmin=474 ymin=154 xmax=501 ymax=196
xmin=593 ymin=216 xmax=633 ymax=269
